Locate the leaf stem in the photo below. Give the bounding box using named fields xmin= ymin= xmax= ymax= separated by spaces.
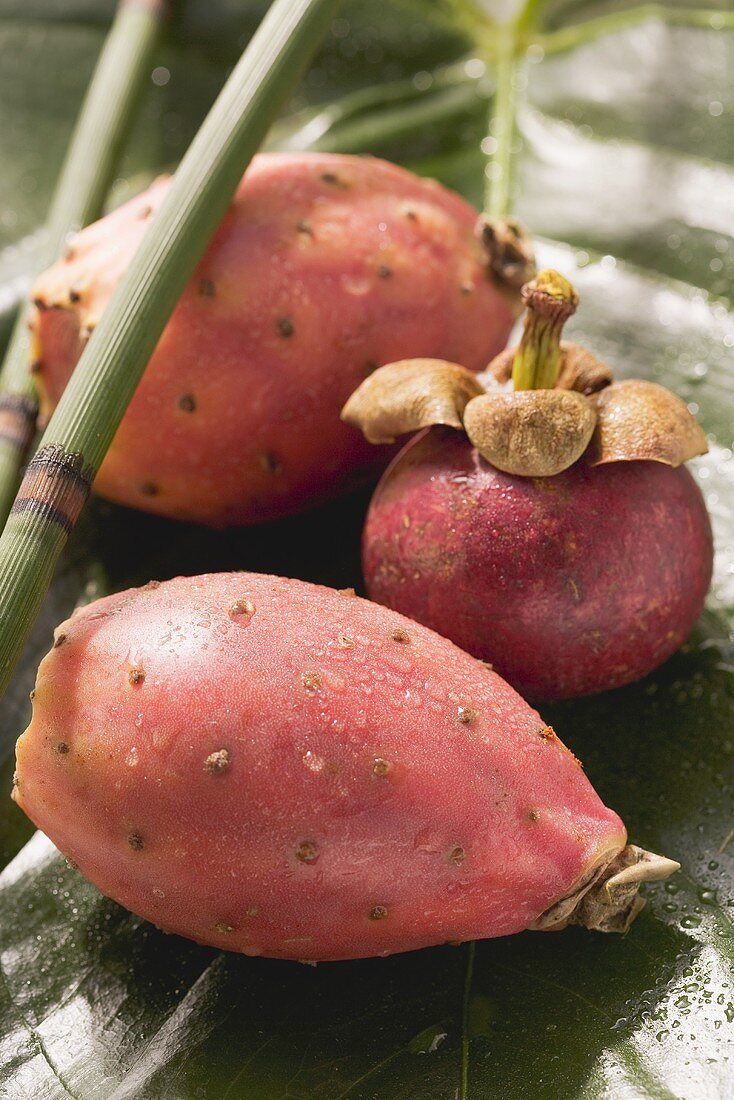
xmin=0 ymin=0 xmax=340 ymax=697
xmin=274 ymin=59 xmax=485 ymax=153
xmin=0 ymin=0 xmax=170 ymax=528
xmin=480 ymin=0 xmax=542 ymax=219
xmin=460 ymin=939 xmax=476 ymax=1100
xmin=538 ymin=5 xmax=734 ymax=56
xmin=309 ymin=83 xmax=482 ymax=155
xmin=482 ymin=26 xmax=518 ymax=219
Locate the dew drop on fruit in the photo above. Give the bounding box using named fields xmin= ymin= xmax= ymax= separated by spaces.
xmin=342 ymin=274 xmax=371 ymax=297
xmin=228 ymin=599 xmax=255 ymax=625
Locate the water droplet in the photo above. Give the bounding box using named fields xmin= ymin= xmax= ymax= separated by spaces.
xmin=303 ymin=750 xmax=325 ymax=773
xmin=409 ymin=1024 xmax=448 ymax=1054
xmin=343 ymin=274 xmax=371 ymax=297
xmin=463 ymin=58 xmax=485 ymax=79
xmin=228 ymin=598 xmax=255 ymax=624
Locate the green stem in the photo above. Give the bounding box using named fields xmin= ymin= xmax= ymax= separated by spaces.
xmin=512 ymin=269 xmax=579 ymax=391
xmin=475 ymin=1 xmax=540 ymax=293
xmin=480 ymin=0 xmax=545 ymax=221
xmin=538 ymin=5 xmax=734 ymax=56
xmin=460 ymin=939 xmax=476 ymax=1100
xmin=482 ymin=25 xmax=518 ymax=219
xmin=0 ymin=0 xmax=169 ymax=527
xmin=0 ymin=0 xmax=340 ymax=697
xmin=309 ymin=83 xmax=480 ymax=155
xmin=274 ymin=58 xmax=483 ymax=152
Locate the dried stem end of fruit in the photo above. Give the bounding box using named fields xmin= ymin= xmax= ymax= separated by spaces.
xmin=463 ymin=389 xmax=596 ymax=477
xmin=530 ymin=844 xmax=680 ymax=934
xmin=475 ymin=215 xmax=536 ymax=300
xmin=512 ymin=269 xmax=580 ymax=392
xmin=340 ymin=358 xmax=484 ymax=444
xmin=589 ymin=379 xmax=708 ymax=467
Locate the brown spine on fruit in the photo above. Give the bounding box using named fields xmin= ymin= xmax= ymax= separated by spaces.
xmin=0 ymin=394 xmax=38 ymax=453
xmin=475 ymin=216 xmax=536 ymax=299
xmin=10 ymin=445 xmax=94 ymax=534
xmin=530 ymin=844 xmax=680 ymax=934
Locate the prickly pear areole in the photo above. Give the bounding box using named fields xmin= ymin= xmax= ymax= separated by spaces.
xmin=29 ymin=153 xmax=527 ymax=526
xmin=14 ymin=574 xmax=676 ymax=961
xmin=344 ymin=270 xmax=713 ymax=700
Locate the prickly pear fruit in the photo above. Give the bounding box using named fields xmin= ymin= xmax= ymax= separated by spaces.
xmin=30 ymin=153 xmax=520 ymax=526
xmin=14 ymin=573 xmax=676 ymax=961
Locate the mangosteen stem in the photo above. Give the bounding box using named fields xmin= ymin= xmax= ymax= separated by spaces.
xmin=512 ymin=269 xmax=579 ymax=391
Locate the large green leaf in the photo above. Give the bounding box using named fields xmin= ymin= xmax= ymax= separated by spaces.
xmin=0 ymin=1 xmax=733 ymax=1096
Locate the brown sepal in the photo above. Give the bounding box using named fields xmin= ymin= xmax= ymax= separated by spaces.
xmin=463 ymin=389 xmax=596 ymax=477
xmin=482 ymin=341 xmax=613 ymax=396
xmin=341 ymin=359 xmax=484 ymax=445
xmin=588 ymin=379 xmax=708 ymax=468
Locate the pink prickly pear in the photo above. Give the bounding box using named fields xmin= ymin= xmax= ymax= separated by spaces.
xmin=29 ymin=153 xmax=528 ymax=526
xmin=14 ymin=573 xmax=676 ymax=961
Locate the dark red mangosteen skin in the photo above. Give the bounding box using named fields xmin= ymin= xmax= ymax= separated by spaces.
xmin=362 ymin=427 xmax=714 ymax=701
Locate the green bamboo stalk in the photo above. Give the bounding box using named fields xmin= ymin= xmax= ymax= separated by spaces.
xmin=0 ymin=0 xmax=170 ymax=526
xmin=0 ymin=0 xmax=340 ymax=696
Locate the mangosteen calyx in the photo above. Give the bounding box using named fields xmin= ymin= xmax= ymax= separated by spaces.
xmin=341 ymin=358 xmax=483 ymax=445
xmin=341 ymin=266 xmax=708 ymax=478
